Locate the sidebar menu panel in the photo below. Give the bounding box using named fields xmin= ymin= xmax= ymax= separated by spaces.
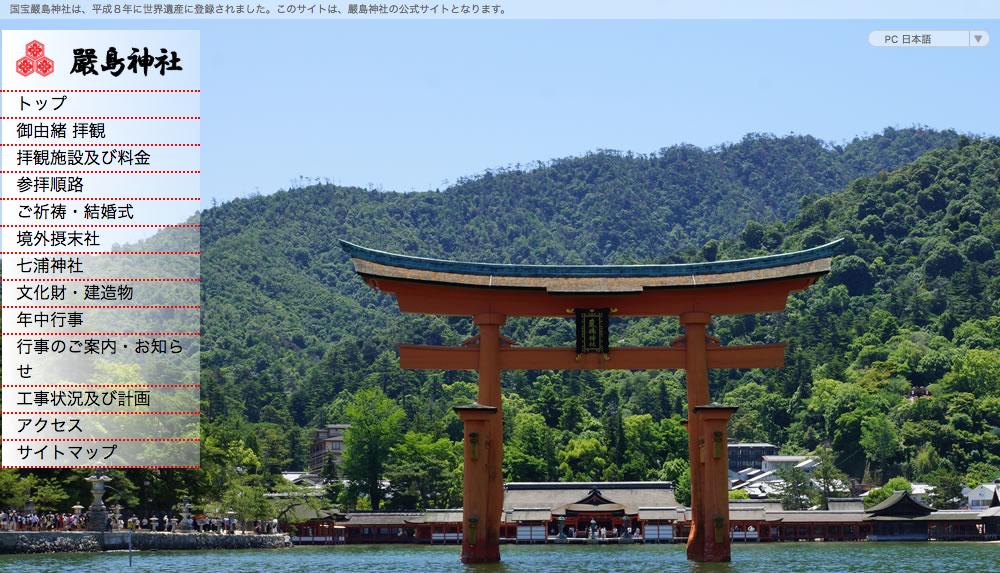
xmin=2 ymin=30 xmax=200 ymax=469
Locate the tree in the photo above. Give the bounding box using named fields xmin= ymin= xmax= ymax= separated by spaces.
xmin=222 ymin=481 xmax=272 ymax=532
xmin=777 ymin=466 xmax=813 ymax=510
xmin=0 ymin=469 xmax=30 ymax=509
xmin=342 ymin=387 xmax=404 ymax=509
xmin=829 ymin=255 xmax=873 ymax=295
xmin=201 ymin=435 xmax=260 ymax=494
xmin=860 ymin=414 xmax=901 ymax=481
xmin=558 ymin=395 xmax=586 ymax=433
xmin=859 ymin=215 xmax=884 ymax=240
xmin=622 ymin=414 xmax=661 ymax=480
xmin=701 ymin=239 xmax=719 ymax=262
xmin=924 ymin=243 xmax=965 ymax=277
xmin=257 ymin=424 xmax=292 ymax=476
xmin=945 ymin=349 xmax=1000 ymax=396
xmin=925 ymin=464 xmax=965 ymax=509
xmin=863 ymin=476 xmax=912 ymax=509
xmin=557 ymin=438 xmax=608 ymax=481
xmin=724 ymin=382 xmax=787 ymax=444
xmin=270 ymin=479 xmax=322 ymax=523
xmin=801 ymin=228 xmax=827 ymax=249
xmin=912 ymin=443 xmax=941 ymax=479
xmin=962 ymin=235 xmax=995 ymax=263
xmin=741 ymin=220 xmax=765 ymax=249
xmin=31 ymin=478 xmax=70 ymax=512
xmin=505 ymin=412 xmax=557 ymax=482
xmin=534 ymin=381 xmax=561 ymax=427
xmin=675 ymin=470 xmax=691 ymax=507
xmin=657 ymin=458 xmax=690 ymax=506
xmin=384 ymin=432 xmax=460 ymax=510
xmin=964 ymin=462 xmax=1000 ymax=488
xmin=321 ymin=456 xmax=344 ymax=505
xmin=812 ymin=447 xmax=849 ymax=509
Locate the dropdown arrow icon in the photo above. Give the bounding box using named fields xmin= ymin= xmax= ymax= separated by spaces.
xmin=975 ymin=35 xmax=983 ymax=43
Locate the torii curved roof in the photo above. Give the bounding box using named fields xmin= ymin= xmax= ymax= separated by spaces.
xmin=340 ymin=239 xmax=842 ymax=294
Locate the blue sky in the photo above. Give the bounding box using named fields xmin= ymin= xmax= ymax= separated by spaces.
xmin=3 ymin=19 xmax=998 ymax=207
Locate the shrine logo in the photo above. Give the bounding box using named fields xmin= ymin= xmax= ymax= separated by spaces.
xmin=16 ymin=40 xmax=54 ymax=77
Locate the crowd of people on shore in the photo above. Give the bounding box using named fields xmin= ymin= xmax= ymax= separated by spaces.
xmin=0 ymin=508 xmax=280 ymax=535
xmin=129 ymin=515 xmax=280 ymax=534
xmin=0 ymin=509 xmax=87 ymax=531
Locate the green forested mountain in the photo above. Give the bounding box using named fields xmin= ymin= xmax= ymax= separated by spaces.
xmin=199 ymin=126 xmax=962 ymax=424
xmin=193 ymin=127 xmax=999 ymax=509
xmin=6 ymin=127 xmax=1000 ymax=516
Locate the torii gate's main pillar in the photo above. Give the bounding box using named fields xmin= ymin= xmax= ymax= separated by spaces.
xmin=680 ymin=312 xmax=739 ymax=562
xmin=681 ymin=312 xmax=711 ymax=561
xmin=469 ymin=312 xmax=505 ymax=563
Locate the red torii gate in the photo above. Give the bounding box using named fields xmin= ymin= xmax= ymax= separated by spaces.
xmin=341 ymin=239 xmax=840 ymax=562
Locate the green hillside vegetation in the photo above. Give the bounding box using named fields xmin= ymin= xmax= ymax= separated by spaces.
xmin=4 ymin=127 xmax=999 ymax=517
xmin=195 ymin=129 xmax=1000 ymax=511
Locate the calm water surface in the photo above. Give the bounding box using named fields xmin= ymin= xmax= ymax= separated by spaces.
xmin=0 ymin=542 xmax=997 ymax=573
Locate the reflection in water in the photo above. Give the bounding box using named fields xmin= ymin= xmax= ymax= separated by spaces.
xmin=462 ymin=558 xmax=511 ymax=573
xmin=689 ymin=560 xmax=733 ymax=573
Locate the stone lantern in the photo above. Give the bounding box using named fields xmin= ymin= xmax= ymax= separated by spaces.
xmin=85 ymin=470 xmax=113 ymax=531
xmin=71 ymin=503 xmax=84 ymax=530
xmin=23 ymin=489 xmax=35 ymax=515
xmin=111 ymin=503 xmax=123 ymax=530
xmin=178 ymin=496 xmax=193 ymax=532
xmin=622 ymin=515 xmax=633 ymax=544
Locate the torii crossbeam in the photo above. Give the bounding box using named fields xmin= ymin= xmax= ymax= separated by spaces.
xmin=341 ymin=238 xmax=841 ymax=562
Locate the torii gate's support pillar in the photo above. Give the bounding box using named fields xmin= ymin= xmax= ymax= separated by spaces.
xmin=681 ymin=312 xmax=711 ymax=561
xmin=694 ymin=404 xmax=738 ymax=562
xmin=470 ymin=313 xmax=506 ymax=563
xmin=681 ymin=313 xmax=738 ymax=562
xmin=454 ymin=402 xmax=498 ymax=563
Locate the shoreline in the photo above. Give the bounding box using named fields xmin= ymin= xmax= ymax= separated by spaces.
xmin=0 ymin=531 xmax=291 ymax=554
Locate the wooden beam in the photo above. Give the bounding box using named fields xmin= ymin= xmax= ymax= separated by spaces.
xmin=374 ymin=277 xmax=819 ymax=317
xmin=500 ymin=347 xmax=685 ymax=370
xmin=706 ymin=343 xmax=786 ymax=369
xmin=397 ymin=343 xmax=786 ymax=371
xmin=399 ymin=344 xmax=478 ymax=370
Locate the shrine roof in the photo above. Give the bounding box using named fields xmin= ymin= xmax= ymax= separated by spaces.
xmin=502 ymin=482 xmax=677 ymax=514
xmin=340 ymin=239 xmax=842 ymax=294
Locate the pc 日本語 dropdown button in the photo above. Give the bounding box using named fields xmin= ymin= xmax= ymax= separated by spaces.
xmin=870 ymin=31 xmax=989 ymax=47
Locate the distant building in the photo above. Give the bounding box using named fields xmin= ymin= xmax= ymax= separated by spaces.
xmin=281 ymin=471 xmax=325 ymax=487
xmin=727 ymin=443 xmax=778 ymax=472
xmin=284 ymin=485 xmax=886 ymax=544
xmin=283 ymin=481 xmax=997 ymax=544
xmin=761 ymin=455 xmax=814 ymax=473
xmin=965 ymin=479 xmax=1000 ymax=510
xmin=980 ymin=487 xmax=1000 ymax=538
xmin=910 ymin=483 xmax=936 ymax=504
xmin=866 ymin=490 xmax=981 ymax=541
xmin=309 ymin=424 xmax=350 ymax=474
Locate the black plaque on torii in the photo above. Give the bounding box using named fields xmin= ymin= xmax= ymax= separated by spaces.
xmin=575 ymin=308 xmax=609 ymax=354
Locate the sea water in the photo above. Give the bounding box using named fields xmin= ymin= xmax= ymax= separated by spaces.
xmin=0 ymin=542 xmax=997 ymax=573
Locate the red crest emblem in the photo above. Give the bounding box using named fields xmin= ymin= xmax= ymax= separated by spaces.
xmin=16 ymin=40 xmax=54 ymax=77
